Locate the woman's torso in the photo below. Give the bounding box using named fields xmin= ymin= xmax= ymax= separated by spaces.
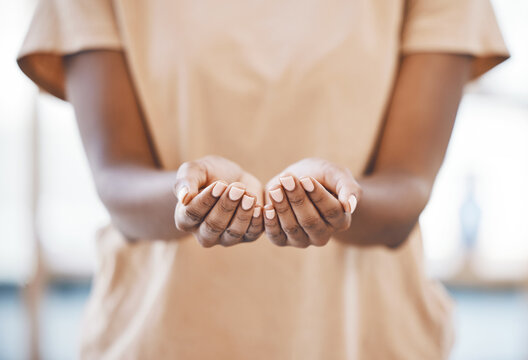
xmin=81 ymin=1 xmax=454 ymax=358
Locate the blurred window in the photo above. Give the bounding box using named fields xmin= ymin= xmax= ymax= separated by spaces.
xmin=421 ymin=0 xmax=528 ymax=282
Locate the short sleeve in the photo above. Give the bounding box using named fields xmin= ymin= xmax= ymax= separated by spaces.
xmin=17 ymin=0 xmax=122 ymax=100
xmin=401 ymin=0 xmax=510 ymax=79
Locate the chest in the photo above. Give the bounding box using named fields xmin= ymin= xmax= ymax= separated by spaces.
xmin=138 ymin=0 xmax=404 ymax=83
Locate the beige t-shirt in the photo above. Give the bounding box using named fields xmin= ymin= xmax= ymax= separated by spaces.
xmin=18 ymin=0 xmax=508 ymax=359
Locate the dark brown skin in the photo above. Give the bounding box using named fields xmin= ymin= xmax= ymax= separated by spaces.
xmin=65 ymin=51 xmax=265 ymax=244
xmin=261 ymin=54 xmax=471 ymax=248
xmin=341 ymin=53 xmax=471 ymax=247
xmin=64 ymin=50 xmax=470 ymax=248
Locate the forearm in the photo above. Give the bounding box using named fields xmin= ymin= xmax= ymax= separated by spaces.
xmin=333 ymin=54 xmax=471 ymax=248
xmin=333 ymin=171 xmax=430 ymax=248
xmin=63 ymin=51 xmax=188 ymax=241
xmin=96 ymin=165 xmax=187 ymax=241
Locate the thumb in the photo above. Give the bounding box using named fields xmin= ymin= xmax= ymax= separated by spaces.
xmin=324 ymin=168 xmax=361 ymax=214
xmin=173 ymin=161 xmax=208 ymax=206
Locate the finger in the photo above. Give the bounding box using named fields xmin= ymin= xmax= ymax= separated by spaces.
xmin=300 ymin=177 xmax=351 ymax=231
xmin=268 ymin=186 xmax=309 ymax=248
xmin=243 ymin=206 xmax=264 ymax=243
xmin=241 ymin=173 xmax=265 ymax=207
xmin=174 ymin=181 xmax=227 ymax=231
xmin=322 ymin=168 xmax=361 ymax=214
xmin=264 ymin=175 xmax=281 ymax=205
xmin=220 ymin=194 xmax=256 ymax=246
xmin=198 ymin=182 xmax=246 ymax=247
xmin=173 ymin=161 xmax=208 ymax=205
xmin=279 ymin=175 xmax=330 ymax=246
xmin=263 ymin=205 xmax=287 ymax=246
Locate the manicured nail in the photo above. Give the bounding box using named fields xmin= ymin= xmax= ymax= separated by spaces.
xmin=348 ymin=195 xmax=358 ymax=214
xmin=229 ymin=186 xmax=245 ymax=201
xmin=241 ymin=195 xmax=255 ymax=210
xmin=265 ymin=208 xmax=276 ymax=219
xmin=212 ymin=182 xmax=227 ymax=197
xmin=253 ymin=207 xmax=261 ymax=218
xmin=300 ymin=177 xmax=314 ymax=192
xmin=280 ymin=176 xmax=295 ymax=191
xmin=177 ymin=186 xmax=189 ymax=203
xmin=269 ymin=188 xmax=284 ymax=202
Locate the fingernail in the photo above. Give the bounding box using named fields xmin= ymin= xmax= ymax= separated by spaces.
xmin=241 ymin=195 xmax=255 ymax=210
xmin=279 ymin=176 xmax=295 ymax=191
xmin=253 ymin=207 xmax=261 ymax=218
xmin=300 ymin=177 xmax=314 ymax=192
xmin=348 ymin=195 xmax=358 ymax=214
xmin=212 ymin=182 xmax=227 ymax=197
xmin=229 ymin=186 xmax=245 ymax=201
xmin=265 ymin=208 xmax=276 ymax=220
xmin=269 ymin=188 xmax=284 ymax=202
xmin=177 ymin=186 xmax=189 ymax=203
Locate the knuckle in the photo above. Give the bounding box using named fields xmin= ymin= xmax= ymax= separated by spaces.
xmin=266 ymin=226 xmax=281 ymax=237
xmin=300 ymin=215 xmax=322 ymax=231
xmin=203 ymin=218 xmax=225 ymax=235
xmin=219 ymin=199 xmax=237 ymax=213
xmin=248 ymin=230 xmax=263 ymax=240
xmin=225 ymin=228 xmax=245 ymax=240
xmin=245 ymin=228 xmax=258 ymax=238
xmin=310 ymin=192 xmax=326 ymax=204
xmin=311 ymin=236 xmax=330 ymax=247
xmin=244 ymin=230 xmax=261 ymax=242
xmin=324 ymin=206 xmax=343 ymax=221
xmin=198 ymin=195 xmax=216 ymax=209
xmin=184 ymin=207 xmax=203 ymax=223
xmin=248 ymin=225 xmax=263 ymax=237
xmin=313 ymin=225 xmax=329 ymax=238
xmin=263 ymin=215 xmax=276 ymax=226
xmin=290 ymin=240 xmax=310 ymax=248
xmin=265 ymin=229 xmax=286 ymax=244
xmin=175 ymin=220 xmax=194 ymax=232
xmin=283 ymin=224 xmax=302 ymax=236
xmin=220 ymin=236 xmax=239 ymax=247
xmin=235 ymin=211 xmax=252 ymax=223
xmin=247 ymin=221 xmax=263 ymax=234
xmin=242 ymin=235 xmax=257 ymax=243
xmin=271 ymin=238 xmax=287 ymax=246
xmin=248 ymin=221 xmax=263 ymax=234
xmin=197 ymin=235 xmax=216 ymax=248
xmin=275 ymin=205 xmax=291 ymax=215
xmin=288 ymin=194 xmax=305 ymax=207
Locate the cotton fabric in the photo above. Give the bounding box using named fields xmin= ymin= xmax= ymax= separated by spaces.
xmin=18 ymin=0 xmax=509 ymax=358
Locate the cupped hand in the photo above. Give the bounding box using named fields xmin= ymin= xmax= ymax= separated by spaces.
xmin=173 ymin=156 xmax=264 ymax=247
xmin=263 ymin=158 xmax=362 ymax=248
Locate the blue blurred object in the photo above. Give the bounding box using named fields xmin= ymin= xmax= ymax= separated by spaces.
xmin=449 ymin=287 xmax=528 ymax=360
xmin=459 ymin=174 xmax=481 ymax=252
xmin=0 ymin=285 xmax=28 ymax=360
xmin=0 ymin=282 xmax=90 ymax=360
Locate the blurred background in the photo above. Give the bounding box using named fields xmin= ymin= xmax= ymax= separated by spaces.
xmin=1 ymin=0 xmax=527 ymax=359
